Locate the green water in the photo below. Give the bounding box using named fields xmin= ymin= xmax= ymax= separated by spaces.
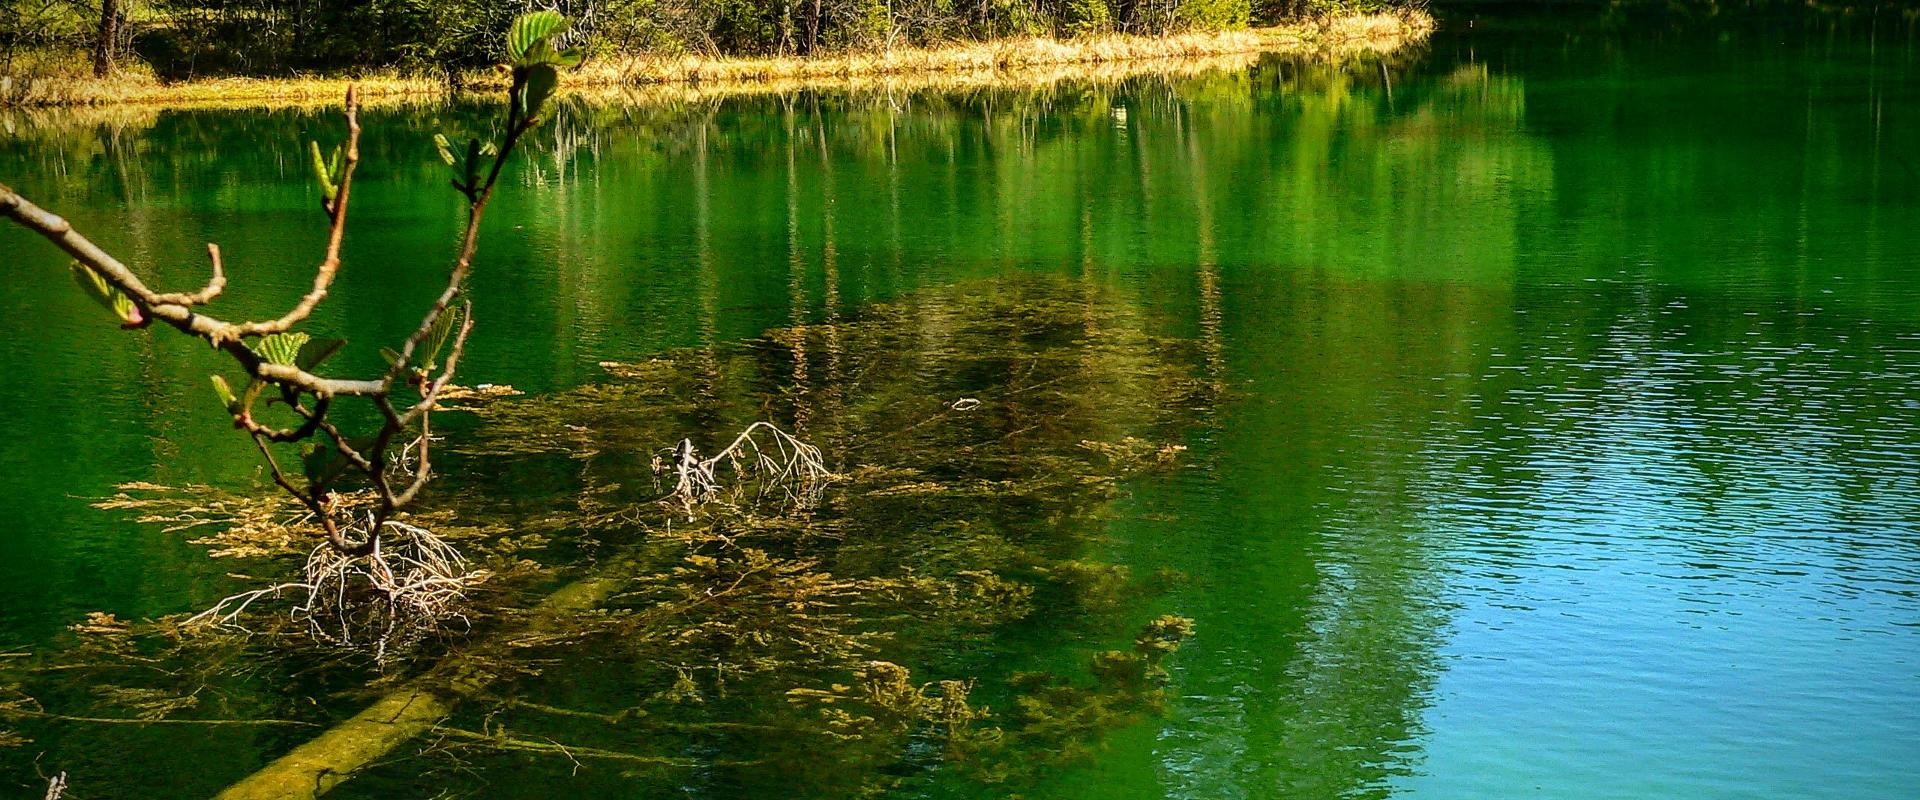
xmin=4 ymin=6 xmax=1920 ymax=798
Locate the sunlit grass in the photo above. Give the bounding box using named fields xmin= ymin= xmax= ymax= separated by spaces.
xmin=0 ymin=10 xmax=1431 ymax=109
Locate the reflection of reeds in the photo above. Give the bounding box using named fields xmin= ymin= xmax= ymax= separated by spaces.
xmin=0 ymin=11 xmax=1430 ymax=109
xmin=0 ymin=103 xmax=161 ymax=137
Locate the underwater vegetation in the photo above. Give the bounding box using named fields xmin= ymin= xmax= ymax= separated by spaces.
xmin=1 ymin=274 xmax=1217 ymax=798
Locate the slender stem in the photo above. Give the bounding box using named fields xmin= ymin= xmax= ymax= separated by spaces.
xmin=0 ymin=81 xmax=533 ymax=561
xmin=230 ymin=88 xmax=363 ymax=338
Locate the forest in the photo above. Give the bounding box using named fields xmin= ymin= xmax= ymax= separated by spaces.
xmin=1 ymin=0 xmax=1402 ymax=81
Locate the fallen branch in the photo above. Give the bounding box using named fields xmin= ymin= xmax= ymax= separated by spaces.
xmin=2 ymin=709 xmax=318 ymax=728
xmin=660 ymin=421 xmax=833 ymax=512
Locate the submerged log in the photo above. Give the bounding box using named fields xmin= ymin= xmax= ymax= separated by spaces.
xmin=214 ymin=570 xmax=632 ymax=799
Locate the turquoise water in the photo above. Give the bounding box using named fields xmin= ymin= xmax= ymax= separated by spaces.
xmin=2 ymin=6 xmax=1918 ymax=798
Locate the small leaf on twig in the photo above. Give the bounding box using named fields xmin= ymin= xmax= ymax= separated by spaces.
xmin=302 ymin=436 xmax=376 ymax=486
xmin=295 ymin=337 xmax=347 ymax=371
xmin=516 ymin=64 xmax=559 ymax=121
xmin=301 ymin=441 xmax=346 ymax=485
xmin=308 ymin=141 xmax=338 ymax=205
xmin=69 ymin=262 xmax=143 ymax=327
xmin=421 ymin=304 xmax=462 ymax=373
xmin=211 ymin=376 xmax=240 ymax=414
xmin=464 ymin=137 xmax=484 ymax=193
xmin=258 ymin=332 xmax=310 ymax=366
xmin=507 ymin=10 xmax=568 ymax=64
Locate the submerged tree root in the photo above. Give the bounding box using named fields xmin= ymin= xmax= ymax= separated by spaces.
xmin=189 ymin=518 xmax=487 ymax=662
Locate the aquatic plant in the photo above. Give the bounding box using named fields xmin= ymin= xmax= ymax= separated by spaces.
xmin=0 ymin=275 xmax=1211 ymax=797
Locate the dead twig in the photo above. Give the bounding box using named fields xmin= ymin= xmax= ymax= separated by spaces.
xmin=656 ymin=421 xmax=833 ymax=513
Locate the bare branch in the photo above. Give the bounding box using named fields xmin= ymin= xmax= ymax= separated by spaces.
xmin=4 ymin=13 xmax=572 ymax=637
xmin=236 ymin=395 xmax=330 ymax=443
xmin=149 ymin=243 xmax=226 ymax=307
xmin=229 ymin=88 xmax=363 ymax=339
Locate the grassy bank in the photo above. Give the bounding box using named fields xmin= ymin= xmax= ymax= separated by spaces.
xmin=0 ymin=10 xmax=1430 ymax=109
xmin=576 ymin=12 xmax=1429 ymax=86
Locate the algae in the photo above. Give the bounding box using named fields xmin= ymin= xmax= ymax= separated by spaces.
xmin=2 ymin=274 xmax=1216 ymax=798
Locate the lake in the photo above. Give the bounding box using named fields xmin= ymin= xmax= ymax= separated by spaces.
xmin=1 ymin=5 xmax=1917 ymax=798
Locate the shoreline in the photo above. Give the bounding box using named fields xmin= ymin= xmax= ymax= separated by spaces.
xmin=0 ymin=11 xmax=1430 ymax=110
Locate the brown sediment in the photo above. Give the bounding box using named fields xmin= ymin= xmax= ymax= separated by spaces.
xmin=0 ymin=11 xmax=1430 ymax=110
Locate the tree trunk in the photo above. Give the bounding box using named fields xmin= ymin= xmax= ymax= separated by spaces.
xmin=91 ymin=0 xmax=119 ymax=78
xmin=805 ymin=0 xmax=822 ymax=54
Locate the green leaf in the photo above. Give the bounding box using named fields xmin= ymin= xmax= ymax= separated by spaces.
xmin=556 ymin=46 xmax=585 ymax=67
xmin=308 ymin=141 xmax=337 ymax=203
xmin=211 ymin=375 xmax=239 ymax=414
xmin=301 ymin=443 xmax=331 ymax=483
xmin=421 ymin=304 xmax=462 ymax=372
xmin=295 ymin=337 xmax=347 ymax=371
xmin=433 ymin=133 xmax=457 ymax=166
xmin=380 ymin=305 xmax=460 ymax=377
xmin=302 ymin=442 xmax=346 ymax=485
xmin=522 ymin=39 xmax=557 ymax=66
xmin=258 ymin=332 xmax=310 ymax=366
xmin=508 ymin=10 xmax=567 ymax=63
xmin=69 ymin=262 xmax=142 ymax=326
xmin=515 ymin=63 xmax=560 ymax=121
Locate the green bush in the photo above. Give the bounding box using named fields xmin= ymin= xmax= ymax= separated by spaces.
xmin=1060 ymin=0 xmax=1114 ymax=35
xmin=1177 ymin=0 xmax=1249 ymax=29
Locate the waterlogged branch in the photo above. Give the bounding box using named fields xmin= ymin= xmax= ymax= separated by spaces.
xmin=0 ymin=182 xmax=385 ymax=398
xmin=0 ymin=11 xmax=580 ymax=576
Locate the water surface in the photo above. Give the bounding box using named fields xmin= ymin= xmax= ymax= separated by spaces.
xmin=2 ymin=7 xmax=1918 ymax=798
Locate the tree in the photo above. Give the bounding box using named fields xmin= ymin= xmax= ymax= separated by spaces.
xmin=90 ymin=0 xmax=115 ymax=76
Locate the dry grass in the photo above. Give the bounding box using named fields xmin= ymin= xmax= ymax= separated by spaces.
xmin=564 ymin=48 xmax=1259 ymax=106
xmin=1 ymin=70 xmax=443 ymax=109
xmin=545 ymin=11 xmax=1430 ymax=88
xmin=1 ymin=10 xmax=1430 ymax=109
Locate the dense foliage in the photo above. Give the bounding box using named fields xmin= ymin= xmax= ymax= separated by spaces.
xmin=0 ymin=0 xmax=1408 ymax=78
